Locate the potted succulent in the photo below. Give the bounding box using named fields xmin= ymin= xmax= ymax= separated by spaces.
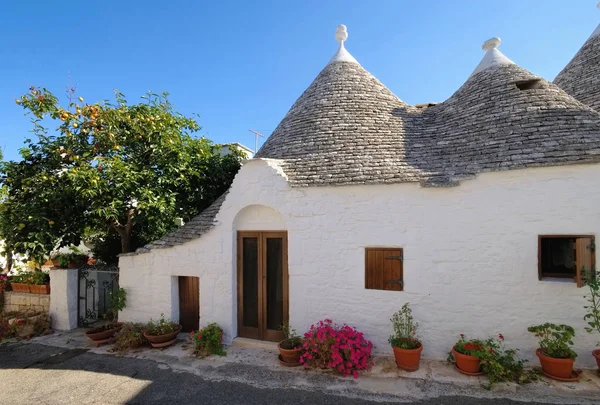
xmin=278 ymin=323 xmax=303 ymax=366
xmin=85 ymin=322 xmax=124 ymax=344
xmin=451 ymin=334 xmax=484 ymax=375
xmin=583 ymin=270 xmax=600 ymax=368
xmin=528 ymin=323 xmax=577 ymax=380
xmin=388 ymin=303 xmax=422 ymax=371
xmin=189 ymin=322 xmax=226 ymax=358
xmin=143 ymin=314 xmax=182 ymax=348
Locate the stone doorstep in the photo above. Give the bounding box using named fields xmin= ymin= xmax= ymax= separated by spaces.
xmin=29 ymin=329 xmax=600 ymax=400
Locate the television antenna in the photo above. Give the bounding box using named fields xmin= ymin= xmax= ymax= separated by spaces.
xmin=249 ymin=129 xmax=265 ymax=154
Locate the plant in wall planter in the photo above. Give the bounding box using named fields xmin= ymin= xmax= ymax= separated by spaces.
xmin=388 ymin=303 xmax=422 ymax=371
xmin=85 ymin=322 xmax=124 ymax=346
xmin=189 ymin=323 xmax=226 ymax=358
xmin=143 ymin=314 xmax=182 ymax=348
xmin=10 ymin=270 xmax=50 ymax=294
xmin=277 ymin=323 xmax=303 ymax=366
xmin=583 ymin=269 xmax=600 ymax=368
xmin=528 ymin=323 xmax=578 ymax=381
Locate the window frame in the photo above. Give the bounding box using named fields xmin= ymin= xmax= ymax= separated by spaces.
xmin=537 ymin=234 xmax=595 ymax=286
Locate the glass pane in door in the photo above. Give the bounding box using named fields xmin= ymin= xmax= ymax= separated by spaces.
xmin=266 ymin=238 xmax=283 ymax=331
xmin=242 ymin=237 xmax=259 ymax=328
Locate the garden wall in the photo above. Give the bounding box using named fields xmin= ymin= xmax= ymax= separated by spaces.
xmin=3 ymin=292 xmax=50 ymax=313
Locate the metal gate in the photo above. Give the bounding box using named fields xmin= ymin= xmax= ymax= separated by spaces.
xmin=78 ymin=264 xmax=120 ymax=327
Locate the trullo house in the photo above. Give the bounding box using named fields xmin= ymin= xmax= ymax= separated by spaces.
xmin=120 ymin=12 xmax=600 ymax=367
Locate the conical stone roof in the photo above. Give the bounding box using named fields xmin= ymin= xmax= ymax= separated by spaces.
xmin=257 ymin=31 xmax=600 ymax=187
xmin=554 ymin=4 xmax=600 ymax=110
xmin=255 ymin=25 xmax=422 ymax=185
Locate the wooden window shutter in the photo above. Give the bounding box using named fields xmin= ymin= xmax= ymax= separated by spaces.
xmin=575 ymin=237 xmax=594 ymax=288
xmin=365 ymin=248 xmax=403 ymax=291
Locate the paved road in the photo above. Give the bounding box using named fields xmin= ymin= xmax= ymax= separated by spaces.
xmin=0 ymin=343 xmax=571 ymax=404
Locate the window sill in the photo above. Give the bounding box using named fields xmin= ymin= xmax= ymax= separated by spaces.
xmin=539 ymin=277 xmax=575 ymax=284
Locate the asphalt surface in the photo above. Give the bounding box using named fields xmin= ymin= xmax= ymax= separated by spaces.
xmin=0 ymin=343 xmax=573 ymax=404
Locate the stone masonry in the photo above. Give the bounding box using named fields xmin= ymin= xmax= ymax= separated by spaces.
xmin=3 ymin=292 xmax=50 ymax=314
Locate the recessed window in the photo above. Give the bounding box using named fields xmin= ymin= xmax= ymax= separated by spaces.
xmin=365 ymin=248 xmax=403 ymax=291
xmin=538 ymin=235 xmax=595 ymax=287
xmin=515 ymin=79 xmax=543 ymax=90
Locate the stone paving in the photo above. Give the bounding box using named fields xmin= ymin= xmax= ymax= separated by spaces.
xmin=23 ymin=329 xmax=600 ymax=404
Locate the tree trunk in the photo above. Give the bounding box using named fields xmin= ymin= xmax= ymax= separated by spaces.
xmin=120 ymin=233 xmax=131 ymax=253
xmin=113 ymin=209 xmax=135 ymax=253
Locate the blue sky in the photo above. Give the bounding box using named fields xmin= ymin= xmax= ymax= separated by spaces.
xmin=0 ymin=1 xmax=598 ymax=161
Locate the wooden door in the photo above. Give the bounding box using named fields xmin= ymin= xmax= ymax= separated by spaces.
xmin=179 ymin=276 xmax=199 ymax=332
xmin=237 ymin=231 xmax=288 ymax=341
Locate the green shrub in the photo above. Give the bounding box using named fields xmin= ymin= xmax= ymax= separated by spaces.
xmin=111 ymin=323 xmax=148 ymax=353
xmin=190 ymin=323 xmax=226 ymax=357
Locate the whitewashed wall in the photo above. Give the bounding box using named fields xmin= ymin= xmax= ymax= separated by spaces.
xmin=120 ymin=159 xmax=600 ymax=367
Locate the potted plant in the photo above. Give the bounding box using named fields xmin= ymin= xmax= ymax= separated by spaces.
xmin=388 ymin=303 xmax=422 ymax=371
xmin=451 ymin=334 xmax=484 ymax=375
xmin=143 ymin=314 xmax=182 ymax=348
xmin=85 ymin=322 xmax=124 ymax=344
xmin=278 ymin=323 xmax=303 ymax=366
xmin=528 ymin=323 xmax=577 ymax=380
xmin=28 ymin=271 xmax=50 ymax=294
xmin=51 ymin=252 xmax=89 ymax=269
xmin=189 ymin=322 xmax=226 ymax=358
xmin=583 ymin=269 xmax=600 ymax=368
xmin=10 ymin=271 xmax=31 ymax=293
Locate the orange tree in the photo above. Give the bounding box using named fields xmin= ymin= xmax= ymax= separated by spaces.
xmin=1 ymin=87 xmax=241 ymax=263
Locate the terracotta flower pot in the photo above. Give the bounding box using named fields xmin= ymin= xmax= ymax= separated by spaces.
xmin=593 ymin=349 xmax=600 ymax=369
xmin=452 ymin=348 xmax=481 ymax=374
xmin=85 ymin=323 xmax=123 ymax=341
xmin=30 ymin=284 xmax=50 ymax=295
xmin=144 ymin=325 xmax=182 ymax=348
xmin=11 ymin=283 xmax=30 ymax=293
xmin=536 ymin=348 xmax=575 ymax=379
xmin=278 ymin=340 xmax=302 ymax=365
xmin=392 ymin=343 xmax=423 ymax=372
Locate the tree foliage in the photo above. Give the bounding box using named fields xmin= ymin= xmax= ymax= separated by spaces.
xmin=0 ymin=87 xmax=242 ymax=263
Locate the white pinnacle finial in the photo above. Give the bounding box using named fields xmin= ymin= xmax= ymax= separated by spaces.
xmin=335 ymin=25 xmax=348 ymax=42
xmin=482 ymin=37 xmax=501 ymax=51
xmin=328 ymin=24 xmax=358 ymax=65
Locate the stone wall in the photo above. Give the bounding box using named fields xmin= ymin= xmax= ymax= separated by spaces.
xmin=3 ymin=291 xmax=50 ymax=314
xmin=120 ymin=159 xmax=600 ymax=368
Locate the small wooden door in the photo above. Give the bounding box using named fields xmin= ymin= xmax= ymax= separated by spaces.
xmin=237 ymin=231 xmax=288 ymax=341
xmin=179 ymin=276 xmax=199 ymax=332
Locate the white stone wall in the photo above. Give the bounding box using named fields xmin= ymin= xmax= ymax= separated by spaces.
xmin=120 ymin=159 xmax=600 ymax=367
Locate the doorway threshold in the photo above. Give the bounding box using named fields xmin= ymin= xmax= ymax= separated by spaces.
xmin=232 ymin=337 xmax=279 ymax=351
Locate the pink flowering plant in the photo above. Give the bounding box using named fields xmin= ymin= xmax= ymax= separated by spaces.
xmin=299 ymin=319 xmax=373 ymax=378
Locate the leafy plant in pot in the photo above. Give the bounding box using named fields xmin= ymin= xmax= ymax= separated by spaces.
xmin=143 ymin=314 xmax=182 ymax=348
xmin=583 ymin=268 xmax=600 ymax=368
xmin=278 ymin=323 xmax=303 ymax=366
xmin=388 ymin=303 xmax=422 ymax=371
xmin=528 ymin=323 xmax=577 ymax=380
xmin=450 ymin=335 xmax=485 ymax=375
